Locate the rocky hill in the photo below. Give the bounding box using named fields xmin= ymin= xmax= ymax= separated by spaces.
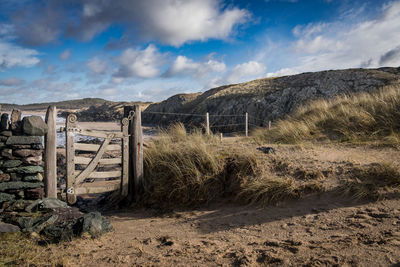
xmin=142 ymin=67 xmax=400 ymax=130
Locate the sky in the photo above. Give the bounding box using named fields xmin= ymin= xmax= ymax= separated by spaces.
xmin=0 ymin=0 xmax=399 ymax=104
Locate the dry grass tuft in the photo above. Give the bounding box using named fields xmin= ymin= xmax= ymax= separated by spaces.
xmin=143 ymin=124 xmax=324 ymax=208
xmin=0 ymin=232 xmax=68 ymax=266
xmin=237 ymin=176 xmax=300 ymax=205
xmin=253 ymin=85 xmax=400 ymax=145
xmin=340 ymin=162 xmax=400 ymax=200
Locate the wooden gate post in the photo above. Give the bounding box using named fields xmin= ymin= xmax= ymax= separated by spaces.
xmin=206 ymin=112 xmax=210 ymax=135
xmin=44 ymin=105 xmax=57 ymax=198
xmin=66 ymin=114 xmax=77 ymax=204
xmin=129 ymin=105 xmax=143 ymax=200
xmin=245 ymin=112 xmax=248 ymax=137
xmin=121 ymin=118 xmax=129 ymax=197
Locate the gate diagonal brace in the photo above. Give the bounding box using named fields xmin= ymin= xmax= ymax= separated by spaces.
xmin=74 ymin=134 xmax=114 ymax=185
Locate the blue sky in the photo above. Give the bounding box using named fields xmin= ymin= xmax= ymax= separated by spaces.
xmin=0 ymin=0 xmax=399 ymax=104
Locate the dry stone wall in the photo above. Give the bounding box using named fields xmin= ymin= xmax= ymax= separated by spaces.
xmin=0 ymin=109 xmax=48 ymax=210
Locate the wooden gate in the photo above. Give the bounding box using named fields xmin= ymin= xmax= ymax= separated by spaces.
xmin=65 ymin=114 xmax=129 ymax=204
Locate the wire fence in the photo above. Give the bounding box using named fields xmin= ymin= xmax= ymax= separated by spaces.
xmin=141 ymin=110 xmax=272 ymax=136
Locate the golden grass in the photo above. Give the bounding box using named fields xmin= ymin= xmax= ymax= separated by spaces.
xmin=143 ymin=123 xmax=323 ymax=208
xmin=0 ymin=232 xmax=69 ymax=266
xmin=340 ymin=162 xmax=400 ymax=200
xmin=252 ymin=85 xmax=400 ymax=146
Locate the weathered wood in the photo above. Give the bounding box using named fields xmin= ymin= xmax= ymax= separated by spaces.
xmin=75 ymin=143 xmax=121 ymax=152
xmin=78 ymin=129 xmax=123 ymax=138
xmin=268 ymin=120 xmax=271 ymax=130
xmin=75 ymin=181 xmax=120 ymax=194
xmin=88 ymin=170 xmax=122 ymax=178
xmin=121 ymin=117 xmax=129 ymax=197
xmin=66 ymin=114 xmax=77 ymax=204
xmin=220 ymin=132 xmax=223 ymax=142
xmin=245 ymin=112 xmax=248 ymax=137
xmin=206 ymin=112 xmax=210 ymax=135
xmin=129 ymin=105 xmax=143 ymax=200
xmin=74 ymin=135 xmax=113 ymax=184
xmin=74 ymin=156 xmax=122 ymax=165
xmin=44 ymin=105 xmax=57 ymax=198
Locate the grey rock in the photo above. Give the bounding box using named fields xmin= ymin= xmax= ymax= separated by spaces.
xmin=0 ymin=173 xmax=10 ymax=182
xmin=0 ymin=222 xmax=20 ymax=232
xmin=3 ymin=199 xmax=34 ymax=211
xmin=6 ymin=136 xmax=42 ymax=145
xmin=26 ymin=214 xmax=58 ymax=233
xmin=1 ymin=148 xmax=13 ymax=158
xmin=0 ymin=192 xmax=15 ymax=203
xmin=25 ymin=198 xmax=69 ymax=212
xmin=10 ymin=109 xmax=21 ymax=123
xmin=76 ymin=211 xmax=113 ymax=238
xmin=23 ymin=174 xmax=43 ymax=182
xmin=0 ymin=113 xmax=9 ymax=130
xmin=2 ymin=159 xmax=22 ymax=168
xmin=0 ymin=131 xmax=12 ymax=137
xmin=0 ymin=181 xmax=43 ymax=192
xmin=6 ymin=165 xmax=44 ymax=174
xmin=22 ymin=156 xmax=42 ymax=165
xmin=22 ymin=116 xmax=48 ymax=136
xmin=13 ymin=149 xmax=42 ymax=158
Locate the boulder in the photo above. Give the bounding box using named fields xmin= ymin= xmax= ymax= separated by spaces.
xmin=22 ymin=116 xmax=48 ymax=136
xmin=0 ymin=113 xmax=9 ymax=130
xmin=6 ymin=136 xmax=42 ymax=145
xmin=0 ymin=181 xmax=44 ymax=191
xmin=2 ymin=159 xmax=22 ymax=168
xmin=14 ymin=149 xmax=42 ymax=158
xmin=0 ymin=192 xmax=15 ymax=203
xmin=25 ymin=198 xmax=69 ymax=212
xmin=23 ymin=156 xmax=42 ymax=165
xmin=10 ymin=109 xmax=21 ymax=124
xmin=0 ymin=130 xmax=12 ymax=137
xmin=0 ymin=222 xmax=20 ymax=233
xmin=23 ymin=173 xmax=43 ymax=182
xmin=0 ymin=173 xmax=10 ymax=182
xmin=76 ymin=211 xmax=113 ymax=238
xmin=6 ymin=165 xmax=44 ymax=174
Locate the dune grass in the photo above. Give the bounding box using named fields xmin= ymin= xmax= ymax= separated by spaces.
xmin=252 ymin=85 xmax=400 ymax=146
xmin=340 ymin=162 xmax=400 ymax=200
xmin=142 ymin=123 xmax=321 ymax=208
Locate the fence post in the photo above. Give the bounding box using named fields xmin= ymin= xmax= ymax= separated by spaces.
xmin=130 ymin=105 xmax=143 ymax=201
xmin=206 ymin=112 xmax=210 ymax=135
xmin=44 ymin=105 xmax=57 ymax=198
xmin=220 ymin=133 xmax=223 ymax=142
xmin=268 ymin=120 xmax=271 ymax=130
xmin=245 ymin=112 xmax=248 ymax=137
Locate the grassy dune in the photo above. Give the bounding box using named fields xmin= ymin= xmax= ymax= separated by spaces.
xmin=252 ymin=85 xmax=400 ymax=146
xmin=142 ymin=123 xmax=323 ymax=208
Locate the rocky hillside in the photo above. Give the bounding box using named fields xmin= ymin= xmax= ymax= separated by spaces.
xmin=142 ymin=67 xmax=400 ymax=129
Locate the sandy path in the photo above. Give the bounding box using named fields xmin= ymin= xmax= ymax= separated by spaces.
xmin=45 ymin=195 xmax=400 ymax=266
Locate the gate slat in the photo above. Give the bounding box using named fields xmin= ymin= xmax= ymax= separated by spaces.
xmin=75 ymin=181 xmax=120 ymax=194
xmin=88 ymin=170 xmax=122 ymax=178
xmin=75 ymin=156 xmax=122 ymax=165
xmin=75 ymin=143 xmax=121 ymax=151
xmin=74 ymin=136 xmax=113 ymax=184
xmin=79 ymin=129 xmax=123 ymax=138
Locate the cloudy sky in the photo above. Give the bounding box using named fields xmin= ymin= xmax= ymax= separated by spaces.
xmin=0 ymin=0 xmax=399 ymax=104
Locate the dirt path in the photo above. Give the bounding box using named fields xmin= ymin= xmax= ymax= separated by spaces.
xmin=44 ymin=144 xmax=400 ymax=266
xmin=45 ymin=195 xmax=400 ymax=266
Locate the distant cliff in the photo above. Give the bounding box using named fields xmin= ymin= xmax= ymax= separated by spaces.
xmin=142 ymin=67 xmax=400 ymax=130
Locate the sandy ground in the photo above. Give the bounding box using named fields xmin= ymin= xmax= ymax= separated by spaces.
xmin=39 ymin=144 xmax=400 ymax=266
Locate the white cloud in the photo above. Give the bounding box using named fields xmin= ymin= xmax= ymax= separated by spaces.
xmin=87 ymin=57 xmax=108 ymax=75
xmin=226 ymin=61 xmax=266 ymax=83
xmin=60 ymin=49 xmax=71 ymax=60
xmin=267 ymin=1 xmax=400 ymax=77
xmin=0 ymin=40 xmax=40 ymax=70
xmin=70 ymin=0 xmax=250 ymax=46
xmin=0 ymin=77 xmax=24 ymax=86
xmin=114 ymin=44 xmax=164 ymax=78
xmin=165 ymin=55 xmax=226 ymax=79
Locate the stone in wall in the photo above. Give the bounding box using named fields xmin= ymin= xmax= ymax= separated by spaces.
xmin=0 ymin=113 xmax=46 ymax=209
